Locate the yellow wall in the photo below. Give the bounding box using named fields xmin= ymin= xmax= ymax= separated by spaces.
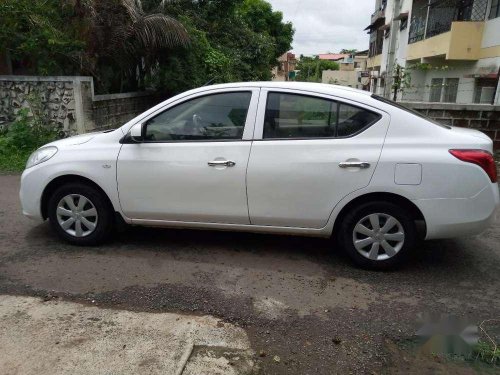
xmin=406 ymin=22 xmax=484 ymax=61
xmin=480 ymin=45 xmax=500 ymax=59
xmin=407 ymin=32 xmax=450 ymax=61
xmin=448 ymin=22 xmax=484 ymax=60
xmin=367 ymin=54 xmax=382 ymax=69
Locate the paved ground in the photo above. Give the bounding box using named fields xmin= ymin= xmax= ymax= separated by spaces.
xmin=0 ymin=295 xmax=254 ymax=375
xmin=0 ymin=174 xmax=499 ymax=374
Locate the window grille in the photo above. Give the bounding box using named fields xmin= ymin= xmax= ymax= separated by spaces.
xmin=409 ymin=0 xmax=488 ymax=43
xmin=490 ymin=0 xmax=500 ymax=19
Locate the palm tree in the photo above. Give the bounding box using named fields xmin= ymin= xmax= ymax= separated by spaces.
xmin=74 ymin=0 xmax=190 ymax=92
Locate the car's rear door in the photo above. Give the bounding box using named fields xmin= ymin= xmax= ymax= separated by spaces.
xmin=117 ymin=88 xmax=259 ymax=224
xmin=246 ymin=88 xmax=389 ymax=228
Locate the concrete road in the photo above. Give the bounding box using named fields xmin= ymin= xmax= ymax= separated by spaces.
xmin=0 ymin=295 xmax=254 ymax=375
xmin=1 ymin=174 xmax=499 ymax=374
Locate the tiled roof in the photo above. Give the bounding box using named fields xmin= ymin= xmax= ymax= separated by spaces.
xmin=317 ymin=53 xmax=349 ymax=61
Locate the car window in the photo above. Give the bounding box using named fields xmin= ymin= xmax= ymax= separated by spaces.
xmin=263 ymin=93 xmax=380 ymax=139
xmin=264 ymin=93 xmax=336 ymax=139
xmin=337 ymin=103 xmax=381 ymax=137
xmin=144 ymin=92 xmax=252 ymax=141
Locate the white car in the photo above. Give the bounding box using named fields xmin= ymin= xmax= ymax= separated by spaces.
xmin=20 ymin=82 xmax=499 ymax=269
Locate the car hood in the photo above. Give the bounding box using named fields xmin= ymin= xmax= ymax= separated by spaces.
xmin=45 ymin=131 xmax=104 ymax=148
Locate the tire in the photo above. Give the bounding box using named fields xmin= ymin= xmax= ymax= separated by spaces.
xmin=47 ymin=182 xmax=114 ymax=246
xmin=339 ymin=201 xmax=417 ymax=270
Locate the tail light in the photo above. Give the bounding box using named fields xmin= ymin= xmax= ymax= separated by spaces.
xmin=449 ymin=149 xmax=497 ymax=183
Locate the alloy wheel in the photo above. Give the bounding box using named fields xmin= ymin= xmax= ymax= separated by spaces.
xmin=56 ymin=194 xmax=98 ymax=237
xmin=352 ymin=213 xmax=405 ymax=261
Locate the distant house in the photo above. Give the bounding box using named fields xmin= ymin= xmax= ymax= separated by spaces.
xmin=322 ymin=51 xmax=369 ymax=90
xmin=317 ymin=53 xmax=349 ymax=62
xmin=271 ymin=52 xmax=297 ymax=81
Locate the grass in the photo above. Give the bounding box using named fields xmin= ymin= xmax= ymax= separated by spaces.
xmin=474 ymin=319 xmax=500 ymax=367
xmin=474 ymin=341 xmax=500 ymax=365
xmin=0 ymin=148 xmax=32 ymax=173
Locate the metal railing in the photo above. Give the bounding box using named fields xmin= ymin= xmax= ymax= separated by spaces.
xmin=408 ymin=0 xmax=488 ymax=44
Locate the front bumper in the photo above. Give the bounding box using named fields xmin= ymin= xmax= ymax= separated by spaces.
xmin=19 ymin=167 xmax=46 ymax=222
xmin=415 ymin=183 xmax=499 ymax=240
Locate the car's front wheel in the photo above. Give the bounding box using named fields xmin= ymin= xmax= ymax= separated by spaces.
xmin=339 ymin=201 xmax=417 ymax=270
xmin=48 ymin=183 xmax=113 ymax=245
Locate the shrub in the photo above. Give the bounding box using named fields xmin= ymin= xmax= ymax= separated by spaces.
xmin=0 ymin=108 xmax=59 ymax=172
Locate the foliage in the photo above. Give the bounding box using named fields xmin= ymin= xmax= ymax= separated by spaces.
xmin=153 ymin=0 xmax=293 ymax=91
xmin=474 ymin=341 xmax=500 ymax=365
xmin=406 ymin=62 xmax=450 ymax=71
xmin=0 ymin=0 xmax=84 ymax=75
xmin=71 ymin=0 xmax=190 ymax=92
xmin=295 ymin=57 xmax=339 ymax=82
xmin=2 ymin=0 xmax=294 ymax=95
xmin=0 ymin=106 xmax=58 ymax=172
xmin=391 ymin=62 xmax=412 ymax=97
xmin=391 ymin=61 xmax=452 ymax=98
xmin=340 ymin=49 xmax=357 ymax=54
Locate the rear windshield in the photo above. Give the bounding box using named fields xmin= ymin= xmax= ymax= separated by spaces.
xmin=371 ymin=95 xmax=451 ymax=129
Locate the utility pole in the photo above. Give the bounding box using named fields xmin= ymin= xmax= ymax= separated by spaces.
xmin=384 ymin=0 xmax=401 ymax=99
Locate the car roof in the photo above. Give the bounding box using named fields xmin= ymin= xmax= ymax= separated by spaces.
xmin=197 ymin=81 xmax=372 ymax=99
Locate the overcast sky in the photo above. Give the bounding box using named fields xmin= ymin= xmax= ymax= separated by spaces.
xmin=267 ymin=0 xmax=375 ymax=56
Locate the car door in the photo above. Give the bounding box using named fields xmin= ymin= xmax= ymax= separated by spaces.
xmin=246 ymin=89 xmax=389 ymax=228
xmin=117 ymin=88 xmax=259 ymax=224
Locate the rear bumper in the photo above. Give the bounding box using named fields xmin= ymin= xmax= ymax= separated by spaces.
xmin=415 ymin=183 xmax=499 ymax=240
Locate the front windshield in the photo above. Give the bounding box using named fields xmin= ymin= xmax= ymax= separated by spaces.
xmin=371 ymin=95 xmax=451 ymax=129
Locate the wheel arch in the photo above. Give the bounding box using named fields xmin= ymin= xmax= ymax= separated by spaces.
xmin=41 ymin=174 xmax=115 ymax=220
xmin=331 ymin=192 xmax=427 ymax=239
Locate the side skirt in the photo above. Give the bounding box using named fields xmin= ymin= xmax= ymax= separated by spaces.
xmin=128 ymin=218 xmax=332 ymax=238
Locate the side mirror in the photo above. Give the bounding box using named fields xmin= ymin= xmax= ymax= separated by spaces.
xmin=130 ymin=123 xmax=144 ymax=143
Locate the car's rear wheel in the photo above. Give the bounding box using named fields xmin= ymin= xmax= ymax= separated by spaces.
xmin=48 ymin=183 xmax=113 ymax=245
xmin=339 ymin=201 xmax=417 ymax=270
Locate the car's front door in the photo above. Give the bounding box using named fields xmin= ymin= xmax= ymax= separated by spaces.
xmin=117 ymin=88 xmax=259 ymax=224
xmin=246 ymin=89 xmax=389 ymax=228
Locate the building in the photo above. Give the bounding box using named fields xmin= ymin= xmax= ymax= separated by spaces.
xmin=321 ymin=51 xmax=369 ymax=89
xmin=317 ymin=53 xmax=350 ymax=61
xmin=364 ymin=0 xmax=500 ymax=104
xmin=271 ymin=52 xmax=297 ymax=81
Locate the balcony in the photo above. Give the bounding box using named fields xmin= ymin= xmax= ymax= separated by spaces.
xmin=406 ymin=21 xmax=484 ymax=61
xmin=371 ymin=8 xmax=385 ymax=25
xmin=408 ymin=0 xmax=488 ymax=44
xmin=371 ymin=0 xmax=387 ymax=22
xmin=365 ymin=0 xmax=386 ymax=36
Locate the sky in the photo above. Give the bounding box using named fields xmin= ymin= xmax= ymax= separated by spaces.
xmin=267 ymin=0 xmax=375 ymax=56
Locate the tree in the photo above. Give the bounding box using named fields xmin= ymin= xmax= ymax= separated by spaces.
xmin=1 ymin=0 xmax=294 ymax=94
xmin=152 ymin=0 xmax=294 ymax=93
xmin=340 ymin=48 xmax=357 ymax=55
xmin=72 ymin=0 xmax=190 ymax=92
xmin=295 ymin=57 xmax=339 ymax=82
xmin=0 ymin=0 xmax=84 ymax=75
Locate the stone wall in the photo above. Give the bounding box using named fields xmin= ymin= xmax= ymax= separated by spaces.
xmin=0 ymin=76 xmax=158 ymax=135
xmin=91 ymin=92 xmax=156 ymax=130
xmin=401 ymin=102 xmax=500 ymax=150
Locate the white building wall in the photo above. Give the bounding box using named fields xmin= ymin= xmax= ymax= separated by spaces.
xmin=396 ymin=0 xmax=500 ymax=104
xmin=482 ymin=17 xmax=500 ymax=48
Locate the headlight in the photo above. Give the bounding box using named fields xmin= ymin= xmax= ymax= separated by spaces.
xmin=26 ymin=146 xmax=58 ymax=169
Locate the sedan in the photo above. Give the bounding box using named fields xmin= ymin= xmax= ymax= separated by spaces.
xmin=20 ymin=82 xmax=499 ymax=269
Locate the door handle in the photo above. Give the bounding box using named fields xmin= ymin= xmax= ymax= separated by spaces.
xmin=339 ymin=161 xmax=371 ymax=169
xmin=208 ymin=160 xmax=236 ymax=167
